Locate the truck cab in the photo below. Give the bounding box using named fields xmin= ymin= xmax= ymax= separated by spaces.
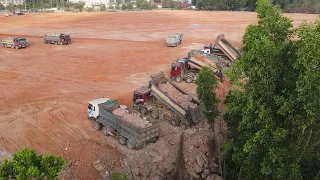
xmin=88 ymin=98 xmax=112 ymax=119
xmin=133 ymin=87 xmax=152 ymax=106
xmin=15 ymin=38 xmax=27 ymax=48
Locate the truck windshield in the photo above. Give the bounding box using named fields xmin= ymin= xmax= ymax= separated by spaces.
xmin=88 ymin=103 xmax=93 ymax=110
xmin=18 ymin=38 xmax=26 ymax=42
xmin=63 ymin=35 xmax=70 ymax=39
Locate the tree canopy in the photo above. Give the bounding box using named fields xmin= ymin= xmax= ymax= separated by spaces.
xmin=223 ymin=0 xmax=320 ymax=179
xmin=0 ymin=148 xmax=66 ymax=180
xmin=193 ymin=0 xmax=320 ymax=13
xmin=195 ymin=66 xmax=219 ymax=125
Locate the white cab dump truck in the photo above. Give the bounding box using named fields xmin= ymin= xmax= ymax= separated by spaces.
xmin=88 ymin=98 xmax=160 ymax=150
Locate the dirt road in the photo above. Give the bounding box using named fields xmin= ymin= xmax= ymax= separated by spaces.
xmin=0 ymin=10 xmax=317 ymax=179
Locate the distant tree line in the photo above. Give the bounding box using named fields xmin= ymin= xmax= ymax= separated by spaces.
xmin=192 ymin=0 xmax=320 ymax=13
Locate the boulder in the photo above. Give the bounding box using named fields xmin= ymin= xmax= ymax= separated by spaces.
xmin=149 ymin=151 xmax=163 ymax=163
xmin=206 ymin=174 xmax=223 ymax=180
xmin=209 ymin=162 xmax=219 ymax=173
xmin=196 ymin=155 xmax=205 ymax=168
xmin=189 ymin=171 xmax=200 ymax=179
xmin=202 ymin=173 xmax=207 ymax=179
xmin=204 ymin=169 xmax=210 ymax=176
xmin=162 ymin=161 xmax=175 ymax=174
xmin=93 ymin=160 xmax=104 ymax=172
xmin=194 ymin=163 xmax=203 ymax=174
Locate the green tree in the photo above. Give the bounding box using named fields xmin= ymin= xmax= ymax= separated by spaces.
xmin=127 ymin=2 xmax=133 ymax=10
xmin=223 ymin=0 xmax=320 ymax=179
xmin=162 ymin=0 xmax=174 ymax=8
xmin=122 ymin=3 xmax=127 ymax=10
xmin=5 ymin=3 xmax=16 ymax=12
xmin=0 ymin=3 xmax=5 ymax=10
xmin=0 ymin=148 xmax=66 ymax=180
xmin=100 ymin=4 xmax=106 ymax=11
xmin=195 ymin=66 xmax=219 ymax=124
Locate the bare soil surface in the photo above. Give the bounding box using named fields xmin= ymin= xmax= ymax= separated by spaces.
xmin=0 ymin=10 xmax=317 ymax=179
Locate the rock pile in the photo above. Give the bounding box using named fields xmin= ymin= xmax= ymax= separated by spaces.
xmin=113 ymin=105 xmax=152 ymax=128
xmin=159 ymin=82 xmax=197 ymax=109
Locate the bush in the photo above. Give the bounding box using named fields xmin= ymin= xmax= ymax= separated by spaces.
xmin=86 ymin=7 xmax=94 ymax=12
xmin=122 ymin=4 xmax=127 ymax=10
xmin=111 ymin=172 xmax=129 ymax=180
xmin=100 ymin=4 xmax=106 ymax=11
xmin=109 ymin=4 xmax=114 ymax=9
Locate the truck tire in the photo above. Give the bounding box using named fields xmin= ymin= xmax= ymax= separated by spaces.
xmin=151 ymin=110 xmax=159 ymax=119
xmin=127 ymin=139 xmax=136 ymax=149
xmin=93 ymin=121 xmax=102 ymax=131
xmin=186 ymin=76 xmax=193 ymax=83
xmin=135 ymin=140 xmax=144 ymax=150
xmin=175 ymin=76 xmax=182 ymax=83
xmin=102 ymin=126 xmax=109 ymax=136
xmin=140 ymin=107 xmax=148 ymax=115
xmin=171 ymin=117 xmax=180 ymax=126
xmin=119 ymin=135 xmax=127 ymax=146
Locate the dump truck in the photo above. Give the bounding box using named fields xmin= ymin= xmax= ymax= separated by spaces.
xmin=133 ymin=72 xmax=203 ymax=129
xmin=88 ymin=98 xmax=160 ymax=150
xmin=166 ymin=33 xmax=183 ymax=47
xmin=204 ymin=34 xmax=241 ymax=62
xmin=0 ymin=37 xmax=27 ymax=49
xmin=44 ymin=33 xmax=71 ymax=45
xmin=170 ymin=50 xmax=224 ymax=83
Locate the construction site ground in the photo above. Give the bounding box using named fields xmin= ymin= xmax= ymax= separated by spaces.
xmin=0 ymin=11 xmax=317 ymax=179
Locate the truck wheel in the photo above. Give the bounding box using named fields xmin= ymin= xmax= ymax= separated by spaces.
xmin=119 ymin=135 xmax=127 ymax=146
xmin=186 ymin=76 xmax=193 ymax=83
xmin=127 ymin=139 xmax=136 ymax=149
xmin=151 ymin=110 xmax=159 ymax=119
xmin=171 ymin=117 xmax=180 ymax=126
xmin=93 ymin=121 xmax=102 ymax=131
xmin=102 ymin=126 xmax=109 ymax=136
xmin=135 ymin=140 xmax=144 ymax=150
xmin=175 ymin=76 xmax=182 ymax=83
xmin=140 ymin=107 xmax=148 ymax=115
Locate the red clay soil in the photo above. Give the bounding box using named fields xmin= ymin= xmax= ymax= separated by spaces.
xmin=0 ymin=10 xmax=317 ymax=178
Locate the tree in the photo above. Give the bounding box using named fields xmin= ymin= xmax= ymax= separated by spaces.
xmin=162 ymin=0 xmax=174 ymax=8
xmin=122 ymin=3 xmax=127 ymax=10
xmin=100 ymin=4 xmax=106 ymax=11
xmin=127 ymin=2 xmax=133 ymax=10
xmin=192 ymin=0 xmax=197 ymax=5
xmin=5 ymin=3 xmax=16 ymax=12
xmin=0 ymin=148 xmax=66 ymax=180
xmin=223 ymin=0 xmax=320 ymax=179
xmin=195 ymin=66 xmax=219 ymax=124
xmin=0 ymin=3 xmax=5 ymax=10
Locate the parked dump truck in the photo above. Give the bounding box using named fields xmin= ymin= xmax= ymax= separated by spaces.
xmin=204 ymin=34 xmax=241 ymax=62
xmin=133 ymin=72 xmax=203 ymax=129
xmin=0 ymin=37 xmax=27 ymax=49
xmin=88 ymin=98 xmax=160 ymax=150
xmin=166 ymin=33 xmax=183 ymax=47
xmin=44 ymin=33 xmax=71 ymax=45
xmin=170 ymin=50 xmax=224 ymax=83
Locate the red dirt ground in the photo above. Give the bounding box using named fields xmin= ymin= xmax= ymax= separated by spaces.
xmin=0 ymin=10 xmax=318 ymax=179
